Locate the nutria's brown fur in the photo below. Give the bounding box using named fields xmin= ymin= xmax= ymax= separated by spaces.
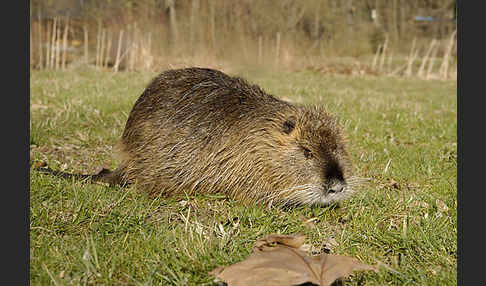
xmin=37 ymin=67 xmax=358 ymax=206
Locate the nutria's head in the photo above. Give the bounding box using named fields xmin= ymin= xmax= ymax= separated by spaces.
xmin=253 ymin=105 xmax=356 ymax=206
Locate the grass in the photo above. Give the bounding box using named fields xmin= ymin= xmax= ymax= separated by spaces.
xmin=30 ymin=66 xmax=457 ymax=285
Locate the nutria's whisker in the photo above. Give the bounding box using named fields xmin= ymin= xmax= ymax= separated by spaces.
xmin=347 ymin=176 xmax=371 ymax=183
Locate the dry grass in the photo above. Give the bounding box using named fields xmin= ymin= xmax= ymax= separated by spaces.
xmin=30 ymin=67 xmax=457 ymax=285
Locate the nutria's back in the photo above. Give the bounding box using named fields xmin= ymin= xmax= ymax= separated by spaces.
xmin=115 ymin=67 xmax=355 ymax=206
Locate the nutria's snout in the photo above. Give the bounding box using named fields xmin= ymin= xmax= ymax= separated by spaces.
xmin=309 ymin=180 xmax=351 ymax=206
xmin=327 ymin=180 xmax=347 ymax=194
xmin=323 ymin=162 xmax=347 ymax=194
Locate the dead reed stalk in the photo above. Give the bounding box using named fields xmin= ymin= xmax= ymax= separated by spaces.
xmin=132 ymin=42 xmax=138 ymax=71
xmin=426 ymin=42 xmax=440 ymax=80
xmin=95 ymin=21 xmax=102 ymax=67
xmin=417 ymin=39 xmax=437 ymax=78
xmin=50 ymin=17 xmax=57 ymax=69
xmin=55 ymin=26 xmax=61 ymax=69
xmin=275 ymin=32 xmax=281 ymax=66
xmin=258 ymin=35 xmax=263 ymax=64
xmin=61 ymin=17 xmax=69 ymax=69
xmin=38 ymin=20 xmax=43 ymax=69
xmin=439 ymin=30 xmax=457 ymax=80
xmin=387 ymin=51 xmax=393 ymax=73
xmin=113 ymin=43 xmax=135 ymax=72
xmin=371 ymin=44 xmax=381 ymax=70
xmin=209 ymin=0 xmax=216 ymax=50
xmin=83 ymin=25 xmax=89 ymax=64
xmin=128 ymin=24 xmax=136 ymax=71
xmin=99 ymin=28 xmax=106 ymax=69
xmin=379 ymin=35 xmax=389 ymax=71
xmin=388 ymin=63 xmax=407 ymax=76
xmin=143 ymin=32 xmax=152 ymax=70
xmin=114 ymin=30 xmax=124 ymax=72
xmin=104 ymin=31 xmax=112 ymax=68
xmin=405 ymin=38 xmax=418 ymax=77
xmin=45 ymin=20 xmax=51 ymax=68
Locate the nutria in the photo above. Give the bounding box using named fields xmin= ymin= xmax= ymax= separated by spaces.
xmin=34 ymin=67 xmax=360 ymax=206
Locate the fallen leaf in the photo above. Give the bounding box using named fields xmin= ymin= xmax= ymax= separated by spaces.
xmin=319 ymin=254 xmax=376 ymax=286
xmin=33 ymin=161 xmax=47 ymax=169
xmin=210 ymin=234 xmax=376 ymax=286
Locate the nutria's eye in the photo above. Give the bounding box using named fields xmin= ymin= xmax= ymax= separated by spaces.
xmin=282 ymin=116 xmax=296 ymax=134
xmin=302 ymin=147 xmax=312 ymax=159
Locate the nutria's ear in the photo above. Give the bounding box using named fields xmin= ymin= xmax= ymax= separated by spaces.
xmin=282 ymin=116 xmax=296 ymax=134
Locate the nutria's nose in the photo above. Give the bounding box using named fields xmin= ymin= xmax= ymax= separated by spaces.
xmin=328 ymin=182 xmax=345 ymax=194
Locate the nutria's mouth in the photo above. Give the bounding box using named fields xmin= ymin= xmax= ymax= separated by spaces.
xmin=256 ymin=184 xmax=354 ymax=206
xmin=317 ymin=186 xmax=355 ymax=205
xmin=258 ymin=176 xmax=369 ymax=206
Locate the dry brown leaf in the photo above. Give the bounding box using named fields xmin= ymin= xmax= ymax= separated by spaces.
xmin=33 ymin=161 xmax=48 ymax=169
xmin=210 ymin=234 xmax=376 ymax=286
xmin=319 ymin=254 xmax=377 ymax=286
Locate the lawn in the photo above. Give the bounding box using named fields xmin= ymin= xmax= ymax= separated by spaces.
xmin=30 ymin=67 xmax=457 ymax=285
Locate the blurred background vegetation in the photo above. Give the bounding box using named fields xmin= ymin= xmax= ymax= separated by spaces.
xmin=29 ymin=0 xmax=457 ymax=79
